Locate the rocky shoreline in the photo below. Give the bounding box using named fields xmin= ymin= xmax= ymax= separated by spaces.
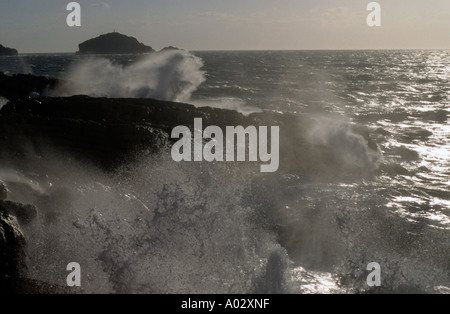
xmin=0 ymin=72 xmax=379 ymax=174
xmin=0 ymin=72 xmax=380 ymax=293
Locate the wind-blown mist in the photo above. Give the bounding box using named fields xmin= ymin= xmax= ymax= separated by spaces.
xmin=54 ymin=50 xmax=205 ymax=102
xmin=307 ymin=116 xmax=381 ymax=171
xmin=0 ymin=97 xmax=8 ymax=110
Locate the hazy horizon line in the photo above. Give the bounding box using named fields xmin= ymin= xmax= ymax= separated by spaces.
xmin=11 ymin=48 xmax=450 ymax=55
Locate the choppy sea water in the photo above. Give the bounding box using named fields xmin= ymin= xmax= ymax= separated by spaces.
xmin=0 ymin=50 xmax=448 ymax=293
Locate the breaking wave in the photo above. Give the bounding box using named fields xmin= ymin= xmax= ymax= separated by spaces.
xmin=54 ymin=50 xmax=205 ymax=102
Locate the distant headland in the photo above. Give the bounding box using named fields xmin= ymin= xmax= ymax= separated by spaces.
xmin=0 ymin=44 xmax=18 ymax=56
xmin=77 ymin=32 xmax=155 ymax=55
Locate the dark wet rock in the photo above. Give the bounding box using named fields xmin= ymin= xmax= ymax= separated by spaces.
xmin=0 ymin=72 xmax=59 ymax=99
xmin=0 ymin=201 xmax=37 ymax=226
xmin=0 ymin=197 xmax=76 ymax=294
xmin=0 ymin=208 xmax=27 ymax=293
xmin=0 ymin=182 xmax=7 ymax=201
xmin=77 ymin=32 xmax=154 ymax=55
xmin=0 ymin=96 xmax=172 ymax=170
xmin=0 ymin=44 xmax=18 ymax=56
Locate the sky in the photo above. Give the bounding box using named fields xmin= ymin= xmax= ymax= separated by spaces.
xmin=0 ymin=0 xmax=449 ymax=53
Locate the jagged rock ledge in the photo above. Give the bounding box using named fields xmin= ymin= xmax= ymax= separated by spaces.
xmin=0 ymin=73 xmax=379 ymax=176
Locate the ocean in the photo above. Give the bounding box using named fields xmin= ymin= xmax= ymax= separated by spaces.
xmin=0 ymin=50 xmax=449 ymax=294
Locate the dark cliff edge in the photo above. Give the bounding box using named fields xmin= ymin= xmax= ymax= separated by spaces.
xmin=0 ymin=44 xmax=18 ymax=56
xmin=77 ymin=32 xmax=154 ymax=55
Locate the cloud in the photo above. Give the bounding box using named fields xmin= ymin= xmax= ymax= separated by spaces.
xmin=91 ymin=2 xmax=111 ymax=9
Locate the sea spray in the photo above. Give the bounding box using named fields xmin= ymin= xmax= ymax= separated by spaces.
xmin=10 ymin=148 xmax=289 ymax=293
xmin=54 ymin=50 xmax=205 ymax=102
xmin=306 ymin=114 xmax=382 ymax=173
xmin=0 ymin=97 xmax=8 ymax=110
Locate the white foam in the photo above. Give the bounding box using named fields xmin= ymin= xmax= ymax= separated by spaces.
xmin=0 ymin=97 xmax=8 ymax=110
xmin=190 ymin=97 xmax=262 ymax=116
xmin=54 ymin=50 xmax=205 ymax=102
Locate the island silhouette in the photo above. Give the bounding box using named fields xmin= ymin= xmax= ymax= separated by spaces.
xmin=77 ymin=32 xmax=154 ymax=55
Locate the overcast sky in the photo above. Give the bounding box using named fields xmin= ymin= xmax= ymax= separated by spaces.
xmin=0 ymin=0 xmax=449 ymax=53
